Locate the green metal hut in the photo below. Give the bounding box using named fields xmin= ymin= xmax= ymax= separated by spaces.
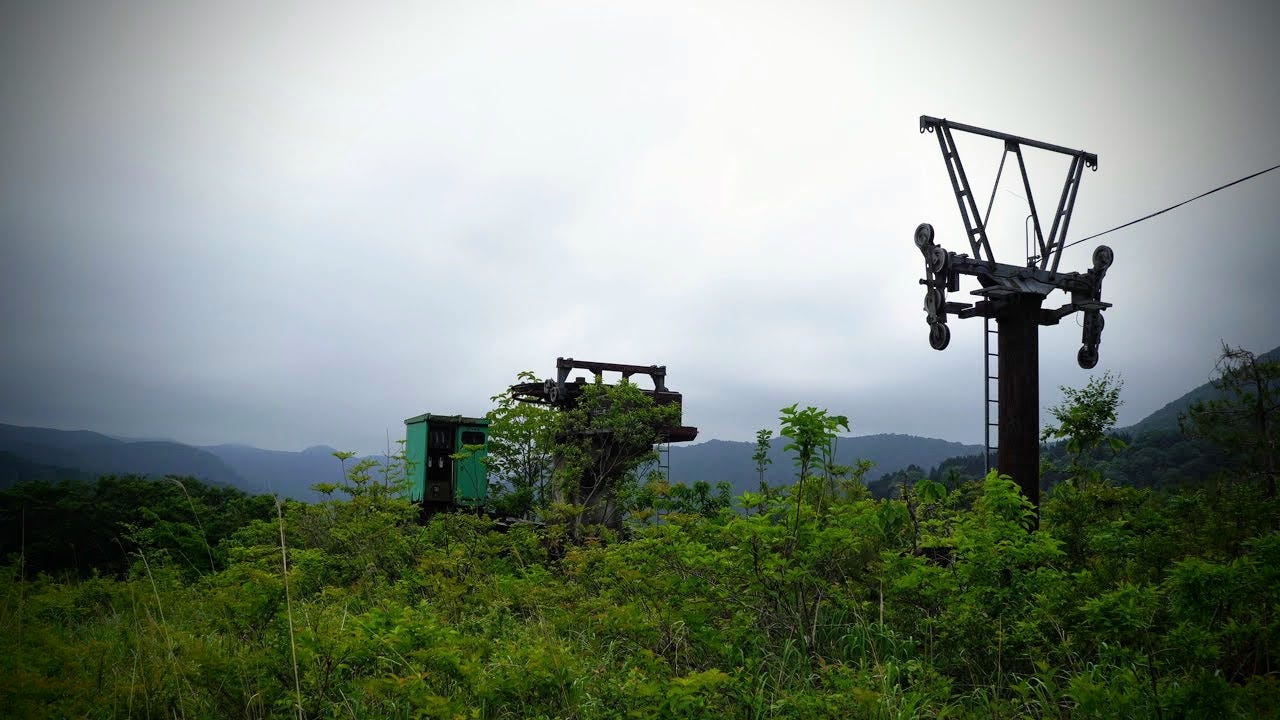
xmin=403 ymin=413 xmax=489 ymax=512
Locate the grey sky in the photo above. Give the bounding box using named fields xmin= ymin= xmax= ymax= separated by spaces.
xmin=2 ymin=1 xmax=1278 ymax=455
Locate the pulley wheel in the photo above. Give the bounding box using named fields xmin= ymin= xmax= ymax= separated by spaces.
xmin=1077 ymin=346 xmax=1099 ymax=369
xmin=929 ymin=246 xmax=948 ymax=274
xmin=542 ymin=378 xmax=556 ymax=399
xmin=1092 ymin=245 xmax=1114 ymax=271
xmin=923 ymin=288 xmax=943 ymax=318
xmin=914 ymin=223 xmax=935 ymax=250
xmin=548 ymin=382 xmax=561 ymax=404
xmin=929 ymin=322 xmax=951 ymax=351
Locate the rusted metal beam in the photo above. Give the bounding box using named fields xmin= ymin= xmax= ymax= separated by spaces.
xmin=556 ymin=357 xmax=667 ymax=391
xmin=920 ymin=115 xmax=1097 ymax=169
xmin=512 ymin=358 xmax=697 ymax=444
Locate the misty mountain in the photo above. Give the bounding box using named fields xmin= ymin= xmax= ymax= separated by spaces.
xmin=1123 ymin=345 xmax=1280 ymax=438
xmin=0 ymin=423 xmax=244 ymax=490
xmin=3 ymin=344 xmax=1274 ymax=499
xmin=666 ymin=433 xmax=982 ymax=496
xmin=200 ymin=444 xmax=378 ymax=500
xmin=0 ymin=422 xmax=386 ymax=500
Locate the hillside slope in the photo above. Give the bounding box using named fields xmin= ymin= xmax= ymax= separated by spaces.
xmin=1125 ymin=344 xmax=1280 ymax=436
xmin=202 ymin=444 xmax=370 ymax=500
xmin=668 ymin=433 xmax=981 ymax=495
xmin=0 ymin=424 xmax=245 ymax=491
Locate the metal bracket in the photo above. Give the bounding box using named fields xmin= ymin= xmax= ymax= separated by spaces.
xmin=510 ymin=358 xmax=697 ymax=443
xmin=915 ymin=222 xmax=1113 ymax=367
xmin=919 ymin=115 xmax=1096 ymax=273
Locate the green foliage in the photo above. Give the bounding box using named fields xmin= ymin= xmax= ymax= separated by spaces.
xmin=779 ymin=404 xmax=850 ymax=536
xmin=486 ymin=371 xmax=558 ymax=517
xmin=658 ymin=480 xmax=733 ymax=518
xmin=4 ymin=399 xmax=1280 ymax=718
xmin=752 ymin=428 xmax=773 ymax=493
xmin=0 ymin=474 xmax=275 ymax=580
xmin=1043 ymin=371 xmax=1126 ymax=484
xmin=553 ymin=379 xmax=679 ymax=534
xmin=1182 ymin=343 xmax=1280 ymax=497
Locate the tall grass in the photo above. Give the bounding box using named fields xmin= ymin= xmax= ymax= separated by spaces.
xmin=278 ymin=497 xmax=304 ymax=720
xmin=169 ymin=477 xmax=216 ymax=574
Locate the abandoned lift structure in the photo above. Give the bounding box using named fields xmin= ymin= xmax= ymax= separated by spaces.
xmin=511 ymin=358 xmax=698 ymax=524
xmin=403 ymin=358 xmax=695 ymax=517
xmin=913 ymin=115 xmax=1115 ymax=517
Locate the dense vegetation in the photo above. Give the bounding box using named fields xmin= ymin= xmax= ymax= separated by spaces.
xmin=1 ymin=350 xmax=1277 ymax=718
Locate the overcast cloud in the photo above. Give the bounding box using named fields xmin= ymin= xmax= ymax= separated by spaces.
xmin=2 ymin=0 xmax=1278 ymax=454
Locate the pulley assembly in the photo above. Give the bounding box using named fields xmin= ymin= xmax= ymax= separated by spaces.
xmin=913 ymin=116 xmax=1114 ymax=367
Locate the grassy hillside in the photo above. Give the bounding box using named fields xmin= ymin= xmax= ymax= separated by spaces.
xmin=2 ymin=468 xmax=1276 ymax=718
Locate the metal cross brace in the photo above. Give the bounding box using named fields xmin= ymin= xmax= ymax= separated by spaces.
xmin=920 ymin=115 xmax=1096 ymax=273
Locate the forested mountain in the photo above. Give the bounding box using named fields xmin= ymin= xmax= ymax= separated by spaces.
xmin=0 ymin=423 xmax=243 ymax=490
xmin=896 ymin=344 xmax=1280 ymax=494
xmin=1124 ymin=344 xmax=1280 ymax=437
xmin=0 ymin=424 xmax=381 ymax=499
xmin=3 ymin=345 xmax=1274 ymax=498
xmin=667 ymin=434 xmax=981 ymax=494
xmin=200 ymin=443 xmax=360 ymax=500
xmin=0 ymin=426 xmax=980 ymax=500
xmin=0 ymin=450 xmax=94 ymax=487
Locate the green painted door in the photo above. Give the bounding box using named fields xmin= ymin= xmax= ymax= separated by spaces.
xmin=405 ymin=420 xmax=427 ymax=501
xmin=453 ymin=425 xmax=488 ymax=504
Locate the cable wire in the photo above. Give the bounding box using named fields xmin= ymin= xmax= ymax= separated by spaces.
xmin=1064 ymin=162 xmax=1280 ymax=250
xmin=982 ymin=149 xmax=1008 ymax=228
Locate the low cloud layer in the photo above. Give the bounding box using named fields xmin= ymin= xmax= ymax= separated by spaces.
xmin=3 ymin=1 xmax=1278 ymax=453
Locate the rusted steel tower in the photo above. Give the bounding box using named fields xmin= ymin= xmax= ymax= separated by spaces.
xmin=914 ymin=116 xmax=1114 ymax=517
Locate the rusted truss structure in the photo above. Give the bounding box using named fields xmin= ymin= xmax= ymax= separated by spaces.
xmin=511 ymin=357 xmax=698 ymax=443
xmin=914 ymin=116 xmax=1116 ymax=517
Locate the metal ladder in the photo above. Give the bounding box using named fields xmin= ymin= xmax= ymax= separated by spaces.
xmin=657 ymin=439 xmax=671 ymax=481
xmin=984 ymin=317 xmax=999 ymax=474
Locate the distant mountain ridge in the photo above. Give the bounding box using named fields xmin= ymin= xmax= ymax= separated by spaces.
xmin=0 ymin=421 xmax=981 ymax=501
xmin=0 ymin=424 xmax=243 ymax=490
xmin=200 ymin=443 xmax=359 ymax=499
xmin=3 ymin=344 xmax=1274 ymax=499
xmin=1123 ymin=345 xmax=1280 ymax=437
xmin=0 ymin=423 xmax=382 ymax=500
xmin=668 ymin=433 xmax=982 ymax=496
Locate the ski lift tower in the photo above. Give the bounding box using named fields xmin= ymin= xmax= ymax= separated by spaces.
xmin=914 ymin=115 xmax=1115 ymax=519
